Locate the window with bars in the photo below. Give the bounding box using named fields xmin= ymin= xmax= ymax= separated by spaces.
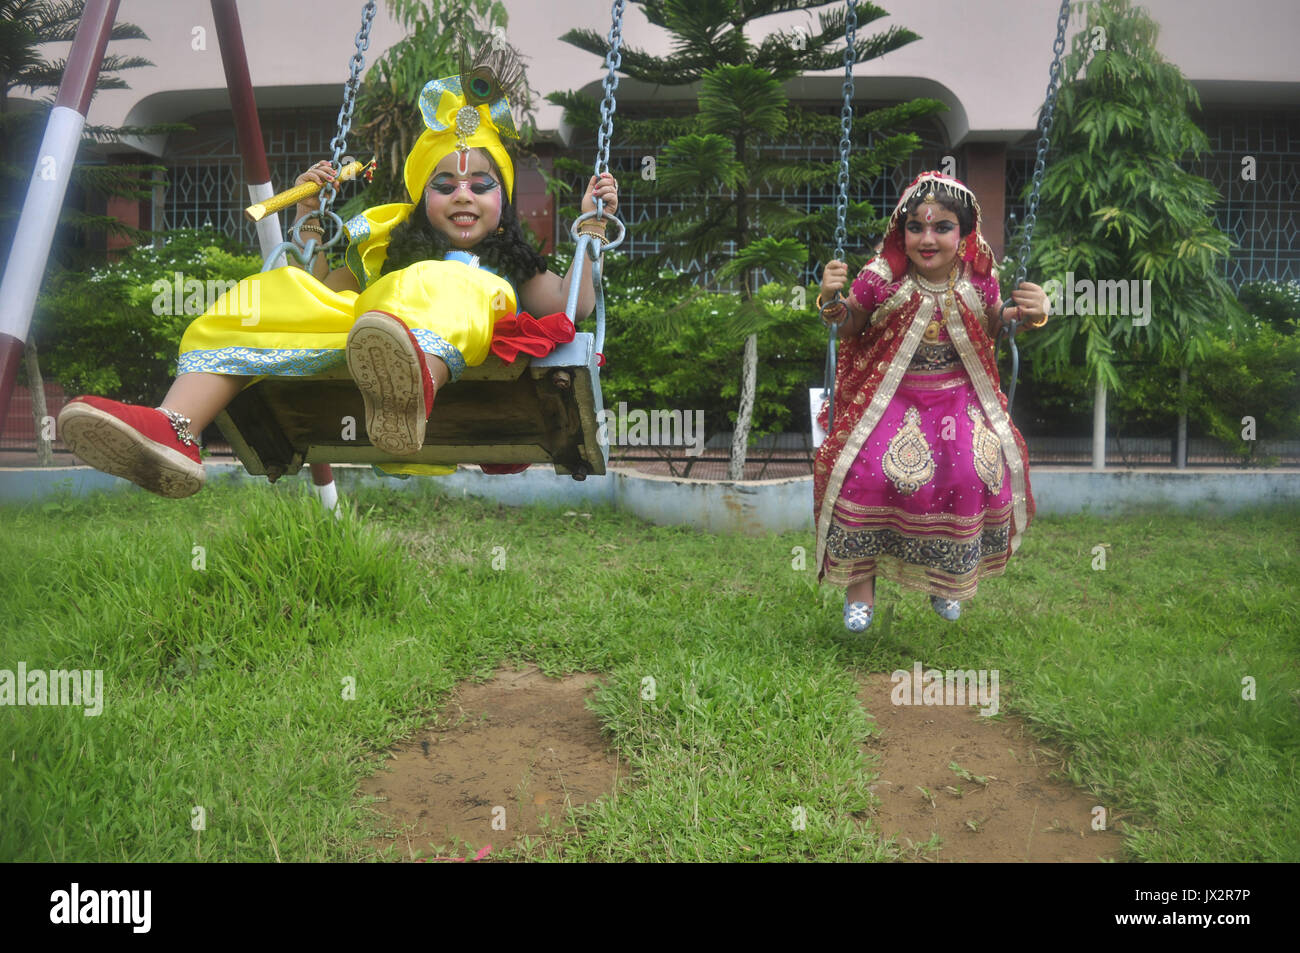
xmin=1003 ymin=107 xmax=1300 ymax=289
xmin=155 ymin=104 xmax=1297 ymax=291
xmin=1189 ymin=107 xmax=1299 ymax=287
xmin=159 ymin=107 xmax=342 ymax=248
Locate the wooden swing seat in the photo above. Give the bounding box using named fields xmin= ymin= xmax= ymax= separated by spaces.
xmin=214 ymin=333 xmax=606 ymax=482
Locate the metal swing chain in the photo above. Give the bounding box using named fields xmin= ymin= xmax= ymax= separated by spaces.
xmin=820 ymin=0 xmax=857 ymax=433
xmin=263 ymin=0 xmax=377 ymax=272
xmin=567 ymin=0 xmax=628 ymax=361
xmin=832 ymin=1 xmax=857 ymax=266
xmin=1001 ymin=0 xmax=1071 ymax=405
xmin=317 ymin=0 xmax=377 ymax=219
xmin=594 ymin=0 xmax=625 ymax=190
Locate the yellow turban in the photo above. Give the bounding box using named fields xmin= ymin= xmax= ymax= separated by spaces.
xmin=344 ymin=75 xmax=520 ymax=289
xmin=404 ymin=75 xmax=519 ymax=202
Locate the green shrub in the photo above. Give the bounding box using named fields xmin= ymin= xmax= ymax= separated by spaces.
xmin=566 ymin=253 xmax=827 ymax=438
xmin=33 ymin=229 xmax=263 ymax=404
xmin=1236 ymin=279 xmax=1300 ymax=335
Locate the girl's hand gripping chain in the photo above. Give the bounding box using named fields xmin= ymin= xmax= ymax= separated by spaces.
xmin=1001 ymin=281 xmax=1051 ymax=329
xmin=817 ymin=259 xmax=869 ymax=336
xmin=818 ymin=259 xmax=850 ymax=325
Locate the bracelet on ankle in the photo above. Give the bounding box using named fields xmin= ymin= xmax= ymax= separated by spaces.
xmin=158 ymin=407 xmax=198 ymax=447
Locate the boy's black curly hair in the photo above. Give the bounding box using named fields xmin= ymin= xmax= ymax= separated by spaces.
xmin=379 ymin=152 xmax=548 ymax=289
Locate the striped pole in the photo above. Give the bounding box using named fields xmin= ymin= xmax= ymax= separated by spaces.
xmin=210 ymin=0 xmax=339 ymax=512
xmin=0 ymin=0 xmax=121 ymax=426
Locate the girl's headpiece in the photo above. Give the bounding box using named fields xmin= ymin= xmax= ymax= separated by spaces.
xmin=879 ymin=171 xmax=996 ymax=281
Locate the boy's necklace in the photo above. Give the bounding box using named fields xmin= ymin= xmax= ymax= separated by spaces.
xmin=914 ymin=264 xmax=959 ymax=343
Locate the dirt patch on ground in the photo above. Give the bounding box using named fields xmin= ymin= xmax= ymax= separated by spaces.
xmin=858 ymin=672 xmax=1127 ymax=861
xmin=360 ymin=664 xmax=627 ymax=860
xmin=360 ymin=665 xmax=1130 ymax=861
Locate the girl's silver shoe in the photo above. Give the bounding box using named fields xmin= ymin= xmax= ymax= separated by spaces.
xmin=930 ymin=595 xmax=961 ymax=621
xmin=844 ymin=598 xmax=874 ymax=632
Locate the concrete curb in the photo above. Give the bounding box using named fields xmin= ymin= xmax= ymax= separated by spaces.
xmin=3 ymin=463 xmax=1298 ymax=533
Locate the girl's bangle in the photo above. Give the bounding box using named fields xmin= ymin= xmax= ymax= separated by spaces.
xmin=818 ymin=299 xmax=847 ymax=327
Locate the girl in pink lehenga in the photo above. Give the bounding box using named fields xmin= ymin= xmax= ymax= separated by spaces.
xmin=813 ymin=171 xmax=1051 ymax=632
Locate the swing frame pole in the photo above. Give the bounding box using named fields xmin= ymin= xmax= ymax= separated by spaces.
xmin=210 ymin=0 xmax=284 ymax=261
xmin=210 ymin=0 xmax=337 ymax=501
xmin=0 ymin=0 xmax=121 ymax=429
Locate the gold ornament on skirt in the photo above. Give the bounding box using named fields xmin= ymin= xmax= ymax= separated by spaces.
xmin=883 ymin=406 xmax=935 ymax=495
xmin=968 ymin=404 xmax=1004 ymax=494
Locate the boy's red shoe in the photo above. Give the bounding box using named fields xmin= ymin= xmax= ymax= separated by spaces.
xmin=479 ymin=464 xmax=531 ymax=474
xmin=57 ymin=396 xmax=205 ymax=498
xmin=346 ymin=311 xmax=435 ymax=456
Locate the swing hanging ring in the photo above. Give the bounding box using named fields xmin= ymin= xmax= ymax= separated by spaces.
xmin=571 ymin=209 xmax=626 ymax=256
xmin=291 ymin=208 xmax=347 ymax=253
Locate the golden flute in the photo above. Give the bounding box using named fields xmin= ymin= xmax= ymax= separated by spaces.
xmin=244 ymin=157 xmax=376 ymax=223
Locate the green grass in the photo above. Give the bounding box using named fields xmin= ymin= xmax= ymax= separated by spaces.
xmin=1 ymin=482 xmax=1296 ymax=861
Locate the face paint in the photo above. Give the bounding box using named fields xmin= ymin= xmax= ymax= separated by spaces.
xmin=424 ymin=148 xmax=504 ymax=248
xmin=904 ymin=207 xmax=961 ymax=281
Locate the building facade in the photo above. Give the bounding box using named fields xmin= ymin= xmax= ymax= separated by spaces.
xmin=23 ymin=0 xmax=1300 ymax=286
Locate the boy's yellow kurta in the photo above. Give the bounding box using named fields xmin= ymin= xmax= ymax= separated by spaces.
xmin=176 ymin=257 xmax=516 ymax=384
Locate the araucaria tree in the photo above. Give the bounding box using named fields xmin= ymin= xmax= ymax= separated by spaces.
xmin=1014 ymin=0 xmax=1242 ymax=469
xmin=551 ymin=0 xmax=941 ymax=478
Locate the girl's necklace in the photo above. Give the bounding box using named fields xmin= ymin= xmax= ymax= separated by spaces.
xmin=915 ymin=264 xmax=958 ymax=343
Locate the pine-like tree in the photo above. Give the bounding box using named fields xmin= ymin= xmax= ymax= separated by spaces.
xmin=550 ymin=0 xmax=942 ymax=478
xmin=1011 ymin=0 xmax=1243 ymax=469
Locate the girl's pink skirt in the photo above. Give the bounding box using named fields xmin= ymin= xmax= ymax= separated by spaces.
xmin=823 ymin=367 xmax=1014 ymax=600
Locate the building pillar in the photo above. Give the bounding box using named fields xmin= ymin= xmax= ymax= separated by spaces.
xmin=963 ymin=142 xmax=1007 ymax=260
xmin=514 ymin=147 xmax=555 ymax=253
xmin=105 ymin=153 xmax=140 ymax=259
